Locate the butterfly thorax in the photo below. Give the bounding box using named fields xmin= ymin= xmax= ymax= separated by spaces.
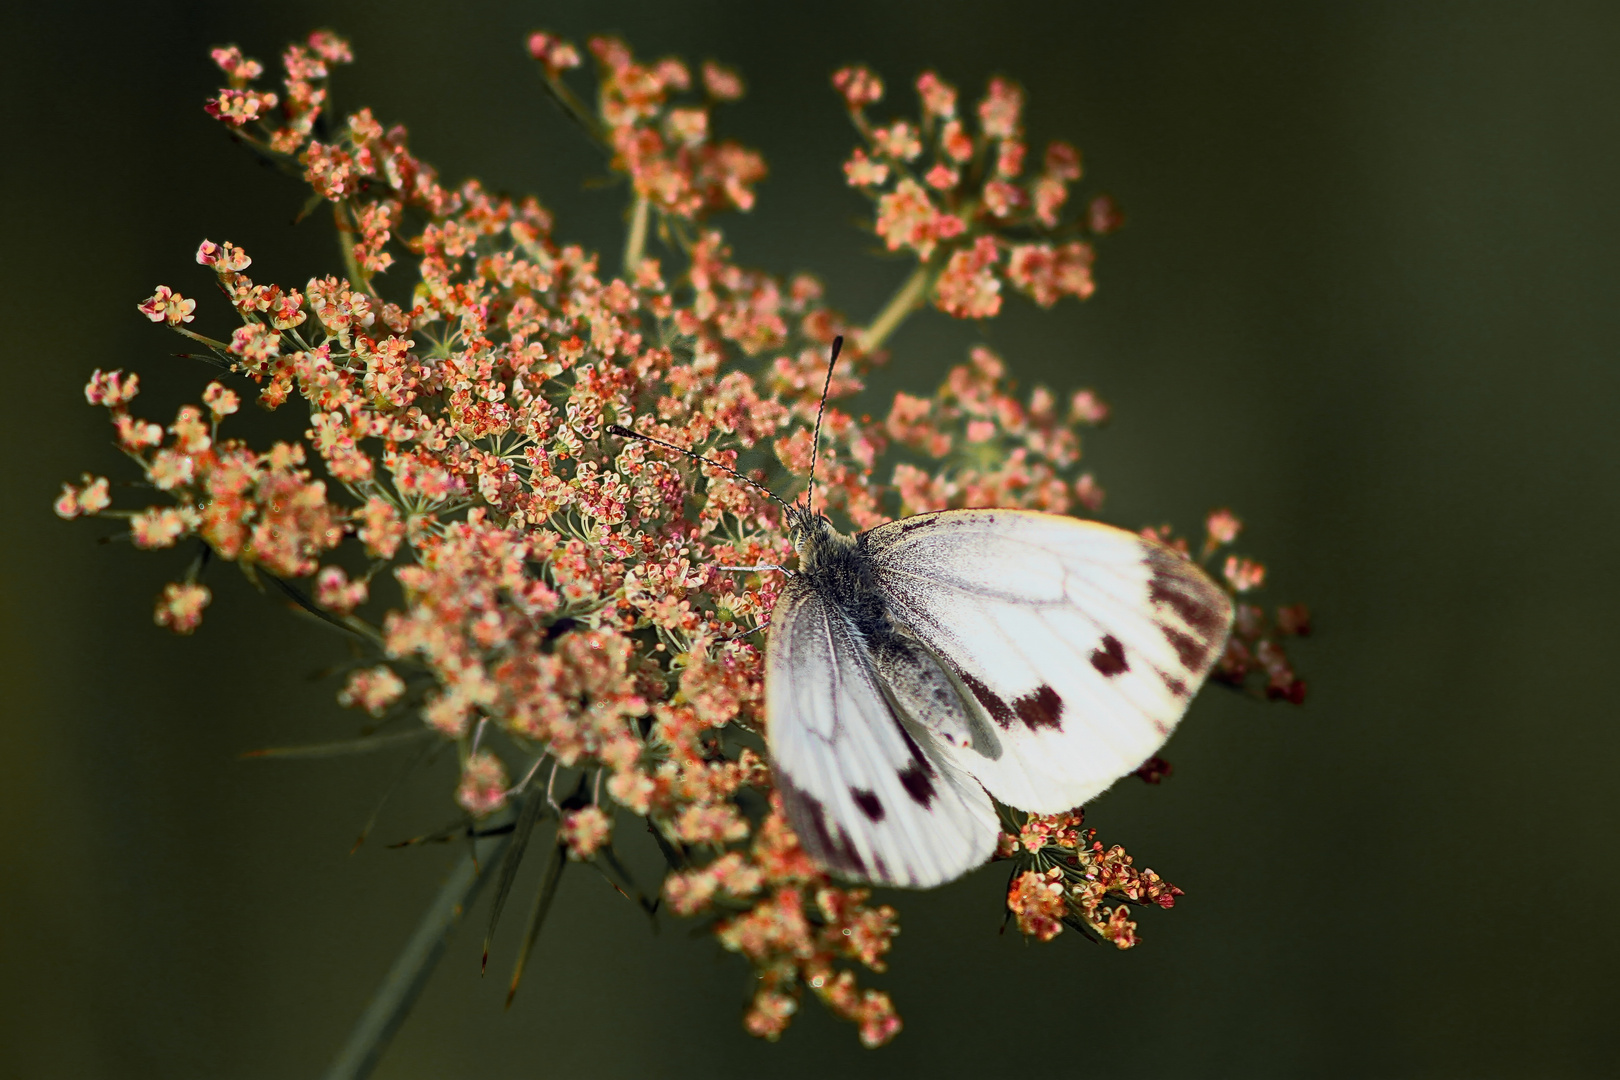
xmin=792 ymin=512 xmax=897 ymax=642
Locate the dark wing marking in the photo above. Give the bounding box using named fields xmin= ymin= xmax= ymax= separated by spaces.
xmin=861 ymin=508 xmax=1232 ymax=814
xmin=764 ymin=577 xmax=998 ymax=887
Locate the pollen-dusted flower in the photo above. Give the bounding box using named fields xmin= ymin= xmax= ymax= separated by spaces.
xmin=560 ymin=805 xmax=614 ymax=859
xmin=874 ymin=178 xmax=943 ymax=257
xmin=702 ymin=60 xmax=744 ymax=101
xmin=338 ymin=666 xmax=406 ymax=717
xmin=205 ymin=87 xmax=279 ymax=126
xmin=832 ymin=65 xmax=883 ymax=108
xmin=53 ymin=475 xmax=111 ymax=519
xmin=1005 ymin=241 xmax=1095 ymax=306
xmin=153 ymin=582 xmax=211 ymax=634
xmin=977 ymin=76 xmax=1023 ymax=139
xmin=915 ymin=71 xmax=957 ymax=118
xmin=315 ymin=565 xmax=368 ymax=613
xmin=1206 ymin=508 xmax=1243 ymax=546
xmin=84 ymin=369 xmax=139 ymax=408
xmin=456 ymin=750 xmax=509 ymax=817
xmin=843 ymin=149 xmax=889 ymax=188
xmin=210 ymin=46 xmax=263 ymax=85
xmin=1087 ymin=194 xmax=1125 ymax=234
xmin=356 ymin=497 xmax=405 ymax=559
xmin=934 ymin=235 xmax=1002 ymax=318
xmin=1008 ymin=868 xmax=1067 ymax=942
xmin=1069 ymin=388 xmax=1110 ymax=425
xmin=871 ymin=122 xmax=922 ymax=161
xmin=1073 ymin=471 xmax=1105 ymax=511
xmin=203 ymin=381 xmax=240 ymax=419
xmin=1224 ymin=555 xmax=1266 ymax=593
xmin=229 ymin=323 xmax=281 ymax=366
xmin=138 ymin=286 xmax=196 ymax=326
xmin=130 ymin=507 xmax=191 ymax=548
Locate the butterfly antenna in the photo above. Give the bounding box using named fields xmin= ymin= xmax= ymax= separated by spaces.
xmin=605 ymin=424 xmax=798 ymax=517
xmin=805 ymin=335 xmax=843 ymax=515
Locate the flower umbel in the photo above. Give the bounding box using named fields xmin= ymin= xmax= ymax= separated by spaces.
xmin=59 ymin=29 xmax=1309 ymax=1049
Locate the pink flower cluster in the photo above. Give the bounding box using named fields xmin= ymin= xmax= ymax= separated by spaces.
xmin=998 ymin=807 xmax=1183 ymax=948
xmin=60 ymin=29 xmax=1307 ymax=1046
xmin=835 ymin=66 xmax=1118 ymax=319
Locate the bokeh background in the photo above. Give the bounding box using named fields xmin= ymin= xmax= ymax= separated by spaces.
xmin=4 ymin=1 xmax=1619 ymax=1076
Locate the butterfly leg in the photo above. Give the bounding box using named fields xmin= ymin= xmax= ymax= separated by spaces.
xmin=714 ymin=563 xmax=794 ymax=576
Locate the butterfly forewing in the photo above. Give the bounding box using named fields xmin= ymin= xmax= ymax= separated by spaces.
xmin=861 ymin=509 xmax=1234 ymax=814
xmin=764 ymin=577 xmax=999 ymax=888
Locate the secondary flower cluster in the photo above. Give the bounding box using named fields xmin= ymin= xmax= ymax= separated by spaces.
xmin=999 ymin=807 xmax=1183 ymax=947
xmin=835 ymin=64 xmax=1119 ymax=321
xmin=58 ymin=29 xmax=1306 ymax=1046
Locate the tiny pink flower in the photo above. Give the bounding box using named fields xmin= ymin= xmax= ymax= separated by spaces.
xmin=203 ymin=382 xmax=240 ymax=419
xmin=153 ymin=582 xmax=211 ymax=634
xmin=456 ymin=750 xmax=509 ymax=817
xmin=702 ymin=60 xmax=744 ymax=100
xmin=843 ymin=149 xmax=889 ymax=188
xmin=1206 ymin=509 xmax=1243 ymax=546
xmin=338 ymin=666 xmax=406 ymax=717
xmin=915 ymin=71 xmax=957 ymax=118
xmin=832 ymin=65 xmax=883 ymax=108
xmin=1224 ymin=555 xmax=1267 ymax=593
xmin=138 ymin=286 xmax=196 ymax=326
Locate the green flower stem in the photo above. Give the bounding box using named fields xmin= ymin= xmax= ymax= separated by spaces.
xmin=322 ymin=810 xmax=514 ymax=1080
xmin=622 ymin=194 xmax=651 ymax=276
xmin=335 ymin=201 xmax=376 ymax=298
xmin=858 ymin=259 xmax=936 ymax=354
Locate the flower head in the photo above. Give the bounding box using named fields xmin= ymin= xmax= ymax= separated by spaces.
xmin=61 ymin=28 xmax=1309 ymax=1050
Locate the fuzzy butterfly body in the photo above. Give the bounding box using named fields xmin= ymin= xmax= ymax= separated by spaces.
xmin=765 ymin=505 xmax=1233 ymax=889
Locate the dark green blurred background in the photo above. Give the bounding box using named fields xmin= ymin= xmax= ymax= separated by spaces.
xmin=5 ymin=1 xmax=1618 ymax=1076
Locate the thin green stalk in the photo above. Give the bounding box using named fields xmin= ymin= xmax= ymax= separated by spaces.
xmin=334 ymin=200 xmax=375 ymax=297
xmin=858 ymin=259 xmax=937 ymax=353
xmin=322 ymin=810 xmax=514 ymax=1080
xmin=622 ymin=194 xmax=651 ymax=276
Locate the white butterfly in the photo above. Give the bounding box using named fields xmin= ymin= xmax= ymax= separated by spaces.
xmin=612 ymin=338 xmax=1233 ymax=888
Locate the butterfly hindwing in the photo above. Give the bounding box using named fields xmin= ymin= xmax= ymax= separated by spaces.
xmin=860 ymin=509 xmax=1234 ymax=814
xmin=764 ymin=577 xmax=1000 ymax=888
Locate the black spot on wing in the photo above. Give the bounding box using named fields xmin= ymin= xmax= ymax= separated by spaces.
xmin=851 ymin=788 xmax=884 ymax=822
xmin=1145 ymin=545 xmax=1231 ymax=642
xmin=778 ymin=773 xmax=868 ymax=877
xmin=1090 ymin=634 xmax=1129 ymax=677
xmin=886 ymin=705 xmax=940 ymax=808
xmin=1012 ymin=685 xmax=1064 ymax=731
xmin=1161 ymin=672 xmax=1189 ymax=698
xmin=956 ymin=668 xmax=1015 ymax=729
xmin=898 ymin=762 xmax=936 ymax=807
xmin=1164 ymin=626 xmax=1206 ymax=671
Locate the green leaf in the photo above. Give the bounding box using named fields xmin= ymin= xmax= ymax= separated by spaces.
xmin=594 ymin=846 xmax=660 ymax=928
xmin=505 ymin=835 xmax=568 ymax=1010
xmin=481 ymin=790 xmax=548 ymax=974
xmin=241 ymin=728 xmax=432 ymax=761
xmin=350 ymin=739 xmax=436 ymax=854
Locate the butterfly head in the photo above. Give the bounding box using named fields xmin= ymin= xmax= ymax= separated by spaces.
xmin=788 ymin=505 xmax=830 ymax=551
xmin=787 ymin=505 xmax=855 ymax=574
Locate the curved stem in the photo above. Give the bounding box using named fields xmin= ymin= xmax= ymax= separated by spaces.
xmin=857 ymin=259 xmax=936 ymax=354
xmin=322 ymin=812 xmax=514 ymax=1080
